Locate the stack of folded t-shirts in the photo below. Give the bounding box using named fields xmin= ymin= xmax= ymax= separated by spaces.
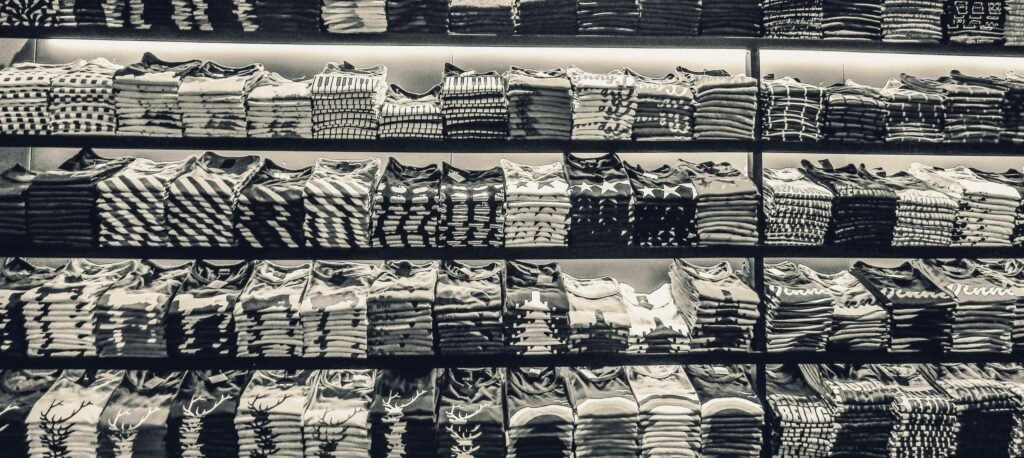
xmin=303 ymin=158 xmax=381 ymax=248
xmin=797 ymin=264 xmax=890 ymax=351
xmin=881 ymin=0 xmax=943 ymax=42
xmin=687 ymin=365 xmax=764 ymax=457
xmin=234 ymin=261 xmax=307 ymax=357
xmin=440 ymin=64 xmax=508 ymax=139
xmin=909 ymin=163 xmax=1021 ymax=246
xmin=952 ymin=70 xmax=1024 ymax=144
xmin=447 ymin=0 xmax=514 ymax=33
xmin=567 ymin=66 xmax=637 ymax=140
xmin=434 ymin=260 xmax=505 ymax=355
xmin=322 ymin=0 xmax=388 ymax=32
xmin=563 ymin=274 xmax=631 ymax=353
xmin=804 ymin=364 xmax=894 ymax=458
xmin=500 ymin=159 xmax=572 ymax=247
xmin=125 ymin=0 xmax=178 ymax=29
xmin=435 ymin=368 xmax=506 ymax=458
xmin=576 ymin=0 xmax=639 ymax=32
xmin=824 ymin=80 xmax=887 ymax=143
xmin=700 ymin=0 xmax=762 ymax=35
xmin=622 ymin=282 xmax=690 ymax=353
xmin=874 ymin=364 xmax=960 ymax=458
xmin=505 ymin=367 xmax=574 ymax=457
xmin=378 ymin=84 xmax=444 ymax=139
xmin=302 ymin=370 xmax=375 ymax=457
xmin=96 ymin=156 xmax=196 ymax=247
xmin=681 ymin=69 xmax=759 ymax=140
xmin=168 ymin=370 xmax=246 ymax=458
xmin=0 ymin=0 xmax=59 ymax=25
xmin=366 ymin=260 xmax=437 ymax=356
xmin=565 ymin=153 xmax=633 ymax=247
xmin=0 ymin=370 xmax=59 ymax=458
xmin=166 ymin=152 xmax=263 ymax=247
xmin=386 ymin=0 xmax=447 ymax=31
xmin=311 ymin=62 xmax=387 ymax=139
xmin=235 ymin=161 xmax=310 ymax=248
xmin=26 ymin=370 xmax=124 ymax=458
xmin=299 ymin=261 xmax=379 ymax=358
xmin=761 ymin=76 xmax=825 ymax=142
xmin=977 ymin=260 xmax=1024 ymax=352
xmin=852 ymin=261 xmax=954 ymax=353
xmin=943 ymin=0 xmax=1006 ymax=44
xmin=512 ymin=0 xmax=576 ymax=33
xmin=628 ymin=365 xmax=702 ymax=456
xmin=901 ymin=73 xmax=1004 ymax=144
xmin=49 ymin=58 xmax=121 ymax=135
xmin=113 ymin=53 xmax=200 ymax=137
xmin=762 ymin=0 xmax=823 ymax=38
xmin=917 ymin=259 xmax=1015 ymax=353
xmin=624 ymin=161 xmax=697 ymax=247
xmin=190 ymin=0 xmax=259 ymax=32
xmin=93 ymin=261 xmax=190 ymax=358
xmin=503 ymin=259 xmax=571 ymax=355
xmin=969 ymin=167 xmax=1024 ymax=244
xmin=245 ymin=73 xmax=312 ymax=138
xmin=27 ymin=148 xmax=133 ymax=247
xmin=680 ymin=160 xmax=759 ymax=245
xmin=166 ymin=260 xmax=254 ymax=356
xmin=857 ymin=167 xmax=957 ymax=246
xmin=670 ymin=260 xmax=760 ymax=352
xmin=371 ymin=158 xmax=441 ymax=248
xmin=800 ymin=160 xmax=898 ymax=245
xmin=926 ymin=364 xmax=1022 ymax=457
xmin=1009 ymin=0 xmax=1024 ymax=45
xmin=628 ymin=70 xmax=694 ymax=140
xmin=505 ymin=66 xmax=573 ymax=140
xmin=822 ymin=0 xmax=881 ymax=39
xmin=0 ymin=62 xmax=78 ymax=135
xmin=179 ymin=62 xmax=264 ymax=137
xmin=252 ymin=0 xmax=319 ymax=32
xmin=369 ymin=368 xmax=436 ymax=458
xmin=0 ymin=165 xmax=39 ymax=244
xmin=22 ymin=258 xmax=137 ymax=357
xmin=55 ymin=0 xmax=125 ymax=27
xmin=235 ymin=371 xmax=307 ymax=458
xmin=99 ymin=371 xmax=186 ymax=457
xmin=0 ymin=258 xmax=61 ymax=355
xmin=438 ymin=163 xmax=505 ymax=247
xmin=563 ymin=366 xmax=641 ymax=457
xmin=764 ymin=364 xmax=837 ymax=458
xmin=879 ymin=77 xmax=946 ymax=142
xmin=764 ymin=262 xmax=835 ymax=352
xmin=763 ymin=167 xmax=834 ymax=246
xmin=637 ymin=0 xmax=699 ymax=34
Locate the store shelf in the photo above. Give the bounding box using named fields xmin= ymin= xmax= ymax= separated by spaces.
xmin=0 ymin=135 xmax=753 ymax=153
xmin=2 ymin=28 xmax=1023 ymax=56
xmin=763 ymin=141 xmax=1024 ymax=156
xmin=3 ymin=244 xmax=1021 ymax=260
xmin=0 ymin=352 xmax=1016 ymax=370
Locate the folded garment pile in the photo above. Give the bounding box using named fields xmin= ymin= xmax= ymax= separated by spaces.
xmin=630 ymin=70 xmax=695 ymax=140
xmin=902 ymin=73 xmax=1004 ymax=144
xmin=822 ymin=0 xmax=881 ymax=39
xmin=682 ymin=160 xmax=759 ymax=245
xmin=93 ymin=261 xmax=190 ymax=357
xmin=683 ymin=69 xmax=758 ymax=140
xmin=807 ymin=364 xmax=894 ymax=458
xmin=366 ymin=260 xmax=437 ymax=356
xmin=440 ymin=64 xmax=509 ymax=139
xmin=564 ymin=274 xmax=631 ymax=353
xmin=378 ymin=85 xmax=444 ymax=139
xmin=576 ymin=0 xmax=639 ymax=33
xmin=564 ymin=367 xmax=641 ymax=456
xmin=166 ymin=152 xmax=262 ymax=247
xmin=311 ymin=63 xmax=388 ymax=139
xmin=0 ymin=165 xmax=36 ymax=244
xmin=322 ymin=0 xmax=387 ymax=33
xmin=438 ymin=164 xmax=505 ymax=247
xmin=386 ymin=0 xmax=447 ymax=32
xmin=234 ymin=371 xmax=307 ymax=458
xmin=299 ymin=261 xmax=378 ymax=358
xmin=97 ymin=156 xmax=196 ymax=247
xmin=670 ymin=260 xmax=760 ymax=352
xmin=764 ymin=364 xmax=837 ymax=458
xmin=861 ymin=169 xmax=958 ymax=246
xmin=881 ymin=0 xmax=943 ymax=42
xmin=233 ymin=261 xmax=306 ymax=357
xmin=761 ymin=76 xmax=825 ymax=142
xmin=564 ymin=153 xmax=633 ymax=247
xmin=0 ymin=62 xmax=72 ymax=135
xmin=166 ymin=260 xmax=254 ymax=356
xmin=909 ymin=163 xmax=1021 ymax=246
xmin=371 ymin=159 xmax=441 ymax=248
xmin=302 ymin=158 xmax=381 ymax=248
xmin=568 ymin=66 xmax=637 ymax=140
xmin=500 ymin=159 xmax=572 ymax=247
xmin=638 ymin=0 xmax=700 ymax=34
xmin=944 ymin=0 xmax=1006 ymax=44
xmin=113 ymin=53 xmax=200 ymax=137
xmin=880 ymin=78 xmax=945 ymax=142
xmin=435 ymin=368 xmax=506 ymax=458
xmin=797 ymin=264 xmax=890 ymax=352
xmin=762 ymin=0 xmax=823 ymax=38
xmin=179 ymin=62 xmax=263 ymax=137
xmin=622 ymin=283 xmax=691 ymax=353
xmin=512 ymin=0 xmax=576 ymax=33
xmin=505 ymin=66 xmax=573 ymax=140
xmin=687 ymin=365 xmax=764 ymax=457
xmin=49 ymin=58 xmax=121 ymax=135
xmin=916 ymin=258 xmax=1016 ymax=353
xmin=801 ymin=160 xmax=898 ymax=245
xmin=852 ymin=261 xmax=954 ymax=353
xmin=823 ymin=80 xmax=887 ymax=143
xmin=763 ymin=167 xmax=833 ymax=246
xmin=245 ymin=73 xmax=312 ymax=138
xmin=624 ymin=162 xmax=697 ymax=247
xmin=434 ymin=260 xmax=505 ymax=354
xmin=700 ymin=0 xmax=762 ymax=36
xmin=765 ymin=262 xmax=835 ymax=352
xmin=235 ymin=161 xmax=310 ymax=248
xmin=447 ymin=0 xmax=514 ymax=33
xmin=503 ymin=260 xmax=571 ymax=355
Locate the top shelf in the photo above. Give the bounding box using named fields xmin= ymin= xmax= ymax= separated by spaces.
xmin=3 ymin=27 xmax=1024 ymax=55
